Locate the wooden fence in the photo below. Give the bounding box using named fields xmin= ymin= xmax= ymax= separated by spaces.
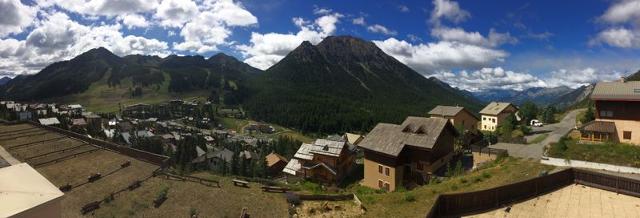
xmin=426 ymin=168 xmax=640 ymax=217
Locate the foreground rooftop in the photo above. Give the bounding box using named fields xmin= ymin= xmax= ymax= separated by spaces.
xmin=466 ymin=184 xmax=640 ymax=218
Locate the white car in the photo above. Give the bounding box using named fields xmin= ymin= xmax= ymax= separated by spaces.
xmin=530 ymin=119 xmax=543 ymax=127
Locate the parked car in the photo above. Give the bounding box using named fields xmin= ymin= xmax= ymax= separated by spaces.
xmin=530 ymin=119 xmax=543 ymax=127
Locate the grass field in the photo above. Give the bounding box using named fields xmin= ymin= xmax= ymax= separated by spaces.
xmin=291 ymin=157 xmax=554 ymax=217
xmin=94 ymin=172 xmax=289 ymax=218
xmin=219 ymin=117 xmax=314 ymax=143
xmin=53 ymin=72 xmax=208 ymax=113
xmin=0 ymin=124 xmax=159 ymax=218
xmin=528 ymin=133 xmax=549 ymax=144
xmin=548 ymin=137 xmax=640 ymax=167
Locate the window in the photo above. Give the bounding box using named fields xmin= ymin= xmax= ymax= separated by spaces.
xmin=484 ymin=125 xmax=487 ymax=129
xmin=384 ymin=183 xmax=390 ymax=191
xmin=378 ymin=165 xmax=383 ymax=174
xmin=384 ymin=167 xmax=390 ymax=176
xmin=378 ymin=180 xmax=383 ymax=188
xmin=624 ymin=131 xmax=632 ymax=140
xmin=417 ymin=162 xmax=423 ymax=171
xmin=492 ymin=118 xmax=496 ymax=123
xmin=483 ymin=117 xmax=486 ymax=121
xmin=600 ymin=110 xmax=614 ymax=118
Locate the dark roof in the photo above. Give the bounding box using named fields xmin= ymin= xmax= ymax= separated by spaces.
xmin=580 ymin=121 xmax=616 ymax=133
xmin=428 ymin=105 xmax=464 ymax=117
xmin=358 ymin=117 xmax=457 ymax=157
xmin=591 ymin=81 xmax=640 ymax=101
xmin=428 ymin=105 xmax=479 ymax=120
xmin=479 ymin=102 xmax=517 ymax=115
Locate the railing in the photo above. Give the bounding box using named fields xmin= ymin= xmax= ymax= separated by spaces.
xmin=426 ymin=168 xmax=640 ymax=217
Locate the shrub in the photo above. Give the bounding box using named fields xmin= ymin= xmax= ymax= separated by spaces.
xmin=482 ymin=171 xmax=492 ymax=179
xmin=451 ymin=184 xmax=459 ymax=191
xmin=189 ymin=208 xmax=197 ymax=217
xmin=404 ymin=193 xmax=416 ymax=202
xmin=473 ymin=176 xmax=483 ymax=183
xmin=460 ymin=178 xmax=468 ymax=184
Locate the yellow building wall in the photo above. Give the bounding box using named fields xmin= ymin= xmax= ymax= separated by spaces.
xmin=362 ymin=158 xmax=400 ymax=191
xmin=480 ymin=115 xmax=498 ymax=131
xmin=599 ymin=119 xmax=640 ymax=145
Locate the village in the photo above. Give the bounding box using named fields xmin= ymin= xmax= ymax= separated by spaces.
xmin=3 ymin=80 xmax=640 ymax=217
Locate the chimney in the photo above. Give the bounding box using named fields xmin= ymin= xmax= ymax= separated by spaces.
xmin=620 ymin=76 xmax=627 ymax=83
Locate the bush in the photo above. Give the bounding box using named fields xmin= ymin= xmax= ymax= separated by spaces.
xmin=404 ymin=193 xmax=416 ymax=202
xmin=482 ymin=171 xmax=492 ymax=179
xmin=460 ymin=178 xmax=468 ymax=184
xmin=451 ymin=184 xmax=459 ymax=191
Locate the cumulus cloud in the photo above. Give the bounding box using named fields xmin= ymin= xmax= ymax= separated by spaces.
xmin=118 ymin=14 xmax=150 ymax=29
xmin=155 ymin=0 xmax=199 ymax=27
xmin=600 ymin=0 xmax=640 ymax=24
xmin=592 ymin=0 xmax=640 ymax=48
xmin=433 ymin=67 xmax=545 ymax=92
xmin=398 ymin=5 xmax=409 ymax=12
xmin=0 ymin=12 xmax=169 ymax=76
xmin=352 ymin=17 xmax=366 ymax=26
xmin=431 ymin=27 xmax=517 ymax=47
xmin=172 ymin=0 xmax=257 ymax=53
xmin=546 ymin=68 xmax=623 ymax=88
xmin=37 ymin=0 xmax=159 ymax=17
xmin=373 ymin=38 xmax=508 ymax=73
xmin=430 ymin=0 xmax=470 ymax=24
xmin=238 ymin=13 xmax=342 ymax=70
xmin=367 ymin=24 xmax=397 ymax=36
xmin=0 ymin=0 xmax=36 ymax=37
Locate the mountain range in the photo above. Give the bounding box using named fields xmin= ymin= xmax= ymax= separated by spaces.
xmin=473 ymin=85 xmax=592 ymax=108
xmin=0 ymin=35 xmax=481 ymax=133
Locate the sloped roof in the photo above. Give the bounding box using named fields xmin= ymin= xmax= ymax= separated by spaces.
xmin=72 ymin=118 xmax=87 ymax=126
xmin=345 ymin=133 xmax=363 ymax=145
xmin=429 ymin=105 xmax=479 ymax=120
xmin=428 ymin=105 xmax=464 ymax=117
xmin=293 ymin=143 xmax=314 ymax=160
xmin=479 ymin=102 xmax=517 ymax=115
xmin=266 ymin=152 xmax=288 ymax=167
xmin=591 ymin=81 xmax=640 ymax=101
xmin=0 ymin=163 xmax=64 ymax=217
xmin=580 ymin=121 xmax=616 ymax=133
xmin=309 ymin=139 xmax=346 ymax=157
xmin=283 ymin=158 xmax=301 ymax=176
xmin=358 ymin=117 xmax=456 ymax=157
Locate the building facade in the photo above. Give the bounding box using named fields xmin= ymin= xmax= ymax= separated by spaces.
xmin=428 ymin=105 xmax=480 ymax=134
xmin=581 ymin=81 xmax=640 ymax=145
xmin=358 ymin=117 xmax=458 ymax=191
xmin=479 ymin=102 xmax=518 ymax=132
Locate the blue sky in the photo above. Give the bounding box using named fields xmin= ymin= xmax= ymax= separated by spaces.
xmin=1 ymin=0 xmax=639 ymax=91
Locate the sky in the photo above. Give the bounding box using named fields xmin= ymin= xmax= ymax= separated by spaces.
xmin=0 ymin=0 xmax=639 ymax=92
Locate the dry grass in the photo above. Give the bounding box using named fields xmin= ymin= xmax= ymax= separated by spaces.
xmin=94 ymin=172 xmax=290 ymax=218
xmin=0 ymin=124 xmax=159 ymax=218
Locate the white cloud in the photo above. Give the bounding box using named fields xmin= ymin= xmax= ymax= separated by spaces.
xmin=200 ymin=0 xmax=257 ymax=26
xmin=352 ymin=17 xmax=366 ymax=26
xmin=172 ymin=0 xmax=257 ymax=53
xmin=0 ymin=0 xmax=36 ymax=37
xmin=600 ymin=0 xmax=640 ymax=24
xmin=430 ymin=0 xmax=470 ymax=24
xmin=0 ymin=12 xmax=169 ymax=76
xmin=155 ymin=0 xmax=199 ymax=27
xmin=591 ymin=27 xmax=640 ymax=48
xmin=547 ymin=68 xmax=623 ymax=88
xmin=238 ymin=13 xmax=342 ymax=70
xmin=431 ymin=27 xmax=517 ymax=47
xmin=37 ymin=0 xmax=159 ymax=17
xmin=373 ymin=38 xmax=508 ymax=73
xmin=592 ymin=0 xmax=640 ymax=48
xmin=118 ymin=14 xmax=150 ymax=29
xmin=433 ymin=67 xmax=546 ymax=92
xmin=367 ymin=24 xmax=397 ymax=36
xmin=313 ymin=6 xmax=332 ymax=15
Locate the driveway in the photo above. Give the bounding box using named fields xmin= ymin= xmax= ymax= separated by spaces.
xmin=488 ymin=109 xmax=584 ymax=160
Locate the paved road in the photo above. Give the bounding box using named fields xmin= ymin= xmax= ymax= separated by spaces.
xmin=489 ymin=109 xmax=585 ymax=160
